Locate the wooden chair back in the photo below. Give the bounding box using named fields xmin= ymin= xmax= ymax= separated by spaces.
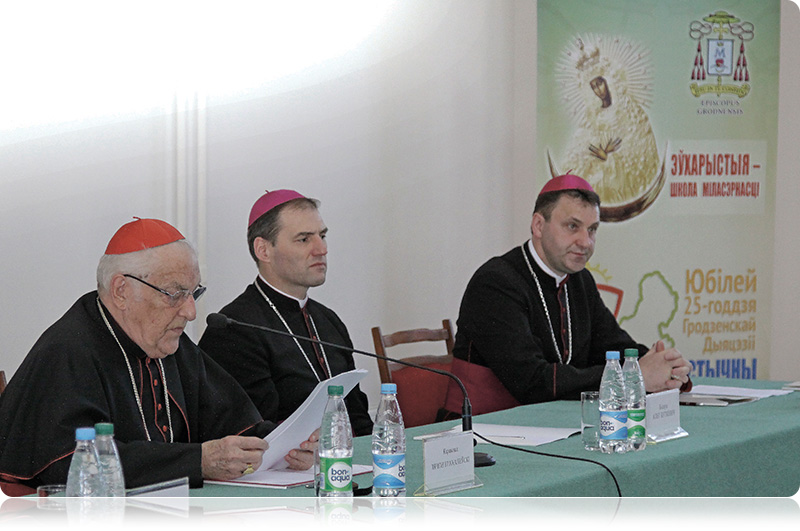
xmin=371 ymin=319 xmax=455 ymax=428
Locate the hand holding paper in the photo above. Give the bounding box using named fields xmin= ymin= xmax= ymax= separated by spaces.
xmin=259 ymin=369 xmax=367 ymax=471
xmin=204 ymin=369 xmax=368 ymax=489
xmin=201 ymin=435 xmax=269 ymax=480
xmin=283 ymin=428 xmax=319 ymax=470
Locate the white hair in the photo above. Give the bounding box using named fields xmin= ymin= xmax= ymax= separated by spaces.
xmin=96 ymin=240 xmax=197 ymax=296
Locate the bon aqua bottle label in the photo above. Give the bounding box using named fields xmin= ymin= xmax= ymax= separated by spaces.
xmin=320 ymin=456 xmax=352 ymax=492
xmin=599 ymin=409 xmax=628 ymax=440
xmin=373 ymin=453 xmax=406 ymax=489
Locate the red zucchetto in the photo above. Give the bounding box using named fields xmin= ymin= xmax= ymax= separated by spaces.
xmin=104 ymin=218 xmax=185 ymax=255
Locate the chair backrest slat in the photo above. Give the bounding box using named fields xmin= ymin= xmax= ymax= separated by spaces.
xmin=383 ymin=328 xmax=449 ymax=348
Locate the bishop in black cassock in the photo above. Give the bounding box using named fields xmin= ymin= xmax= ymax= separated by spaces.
xmin=200 ymin=277 xmax=373 ymax=435
xmin=453 ymin=240 xmax=645 ymax=403
xmin=199 ymin=189 xmax=372 ymax=437
xmin=451 ymin=174 xmax=692 ymax=409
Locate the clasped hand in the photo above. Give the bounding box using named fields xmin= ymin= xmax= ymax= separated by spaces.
xmin=639 ymin=340 xmax=692 ymax=393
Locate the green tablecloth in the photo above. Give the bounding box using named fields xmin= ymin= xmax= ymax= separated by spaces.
xmin=198 ymin=378 xmax=800 ymax=497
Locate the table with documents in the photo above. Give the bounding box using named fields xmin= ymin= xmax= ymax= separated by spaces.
xmin=197 ymin=377 xmax=800 ymax=497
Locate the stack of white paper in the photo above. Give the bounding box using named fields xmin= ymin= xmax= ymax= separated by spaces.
xmin=261 ymin=368 xmax=367 ymax=471
xmin=680 ymin=384 xmax=792 ymax=406
xmin=688 ymin=384 xmax=792 ymax=399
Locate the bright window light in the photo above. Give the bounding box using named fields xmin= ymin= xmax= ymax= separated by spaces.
xmin=0 ymin=1 xmax=395 ymax=132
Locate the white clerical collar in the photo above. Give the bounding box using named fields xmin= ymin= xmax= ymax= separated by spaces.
xmin=527 ymin=240 xmax=567 ymax=287
xmin=259 ymin=274 xmax=309 ymax=308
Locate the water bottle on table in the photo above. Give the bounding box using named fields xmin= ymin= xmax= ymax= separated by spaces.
xmin=623 ymin=348 xmax=647 ymax=451
xmin=599 ymin=351 xmax=628 ymax=454
xmin=66 ymin=427 xmax=108 ymax=497
xmin=316 ymin=385 xmax=353 ymax=498
xmin=372 ymin=383 xmax=406 ymax=497
xmin=94 ymin=422 xmax=126 ymax=496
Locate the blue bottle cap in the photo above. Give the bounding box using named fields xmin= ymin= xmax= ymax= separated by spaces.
xmin=380 ymin=383 xmax=397 ymax=394
xmin=75 ymin=427 xmax=96 ymax=441
xmin=605 ymin=351 xmax=620 ymax=360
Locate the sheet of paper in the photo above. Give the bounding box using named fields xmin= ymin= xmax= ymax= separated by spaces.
xmin=434 ymin=423 xmax=579 ymax=447
xmin=688 ymin=384 xmax=792 ymax=399
xmin=260 ymin=368 xmax=367 ymax=471
xmin=679 ymin=394 xmax=732 ymax=406
xmin=782 ymin=381 xmax=800 ymax=391
xmin=207 ymin=464 xmax=371 ymax=489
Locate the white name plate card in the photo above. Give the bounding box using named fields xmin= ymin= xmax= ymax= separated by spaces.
xmin=416 ymin=430 xmax=482 ymax=496
xmin=646 ymin=389 xmax=689 ymax=443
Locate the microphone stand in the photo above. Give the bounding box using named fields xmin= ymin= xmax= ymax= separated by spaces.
xmin=207 ymin=313 xmax=495 ymax=467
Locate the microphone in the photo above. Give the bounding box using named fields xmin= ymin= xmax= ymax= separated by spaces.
xmin=206 ymin=312 xmax=233 ymax=330
xmin=206 ymin=312 xmax=474 ymax=433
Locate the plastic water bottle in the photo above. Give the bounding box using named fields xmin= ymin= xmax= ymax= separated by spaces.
xmin=94 ymin=423 xmax=126 ymax=496
xmin=66 ymin=427 xmax=108 ymax=496
xmin=598 ymin=351 xmax=628 ymax=454
xmin=316 ymin=385 xmax=353 ymax=498
xmin=372 ymin=383 xmax=406 ymax=497
xmin=623 ymin=349 xmax=647 ymax=451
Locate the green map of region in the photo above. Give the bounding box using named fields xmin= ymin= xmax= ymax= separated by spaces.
xmin=618 ymin=271 xmax=679 ymax=348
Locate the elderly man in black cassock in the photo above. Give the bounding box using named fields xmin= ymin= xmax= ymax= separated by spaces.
xmin=0 ymin=218 xmax=316 ymax=493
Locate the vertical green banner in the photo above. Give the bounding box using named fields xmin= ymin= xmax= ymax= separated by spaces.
xmin=537 ymin=0 xmax=779 ymax=379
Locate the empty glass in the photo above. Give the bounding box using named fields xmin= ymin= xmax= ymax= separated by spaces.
xmin=581 ymin=391 xmax=600 ymax=451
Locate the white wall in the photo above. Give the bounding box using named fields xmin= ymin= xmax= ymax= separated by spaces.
xmin=200 ymin=1 xmax=517 ymax=402
xmin=1 ymin=1 xmax=798 ymax=410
